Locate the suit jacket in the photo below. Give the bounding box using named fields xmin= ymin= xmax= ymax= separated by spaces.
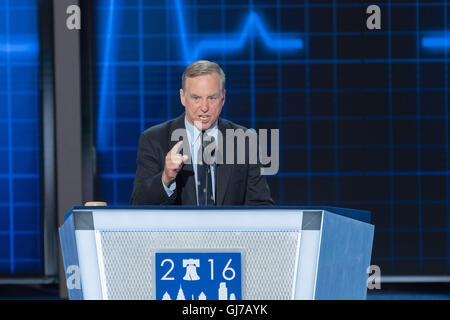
xmin=130 ymin=113 xmax=274 ymax=206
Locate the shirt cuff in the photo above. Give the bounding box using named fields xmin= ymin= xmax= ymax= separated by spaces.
xmin=162 ymin=177 xmax=176 ymax=197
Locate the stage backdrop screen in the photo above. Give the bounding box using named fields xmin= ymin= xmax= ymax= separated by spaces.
xmin=94 ymin=0 xmax=450 ymax=277
xmin=0 ymin=0 xmax=41 ymax=275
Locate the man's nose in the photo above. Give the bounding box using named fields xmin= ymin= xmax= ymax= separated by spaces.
xmin=200 ymin=99 xmax=209 ymax=111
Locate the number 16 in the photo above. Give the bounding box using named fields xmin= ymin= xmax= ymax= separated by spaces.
xmin=208 ymin=258 xmax=236 ymax=281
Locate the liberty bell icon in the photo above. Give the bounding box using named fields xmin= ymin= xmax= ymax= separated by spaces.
xmin=182 ymin=259 xmax=200 ymax=281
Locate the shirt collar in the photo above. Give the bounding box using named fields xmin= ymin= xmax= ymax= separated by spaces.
xmin=184 ymin=116 xmax=218 ymax=145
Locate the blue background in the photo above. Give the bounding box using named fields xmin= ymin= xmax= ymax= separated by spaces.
xmin=155 ymin=252 xmax=242 ymax=300
xmin=0 ymin=0 xmax=41 ymax=276
xmin=93 ymin=0 xmax=450 ymax=277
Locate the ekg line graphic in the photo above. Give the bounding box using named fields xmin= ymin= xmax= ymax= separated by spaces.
xmin=422 ymin=36 xmax=450 ymax=48
xmin=98 ymin=0 xmax=117 ymax=147
xmin=0 ymin=42 xmax=38 ymax=53
xmin=0 ymin=35 xmax=39 ymax=53
xmin=174 ymin=0 xmax=303 ymax=64
xmin=98 ymin=0 xmax=303 ymax=146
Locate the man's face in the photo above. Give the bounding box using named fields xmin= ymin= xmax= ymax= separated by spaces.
xmin=180 ymin=73 xmax=225 ymax=131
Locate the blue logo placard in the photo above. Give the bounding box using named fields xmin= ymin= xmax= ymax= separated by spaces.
xmin=155 ymin=252 xmax=242 ymax=300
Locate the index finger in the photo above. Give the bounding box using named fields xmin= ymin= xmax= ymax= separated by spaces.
xmin=170 ymin=140 xmax=184 ymax=155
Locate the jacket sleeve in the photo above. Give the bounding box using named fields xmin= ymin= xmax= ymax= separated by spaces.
xmin=243 ymin=162 xmax=275 ymax=206
xmin=130 ymin=132 xmax=177 ymax=205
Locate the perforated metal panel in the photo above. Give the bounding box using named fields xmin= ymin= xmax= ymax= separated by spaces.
xmin=96 ymin=230 xmax=301 ymax=300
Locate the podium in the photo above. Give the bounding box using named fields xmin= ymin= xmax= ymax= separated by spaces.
xmin=59 ymin=206 xmax=374 ymax=300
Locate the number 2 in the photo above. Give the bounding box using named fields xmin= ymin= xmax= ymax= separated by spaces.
xmin=160 ymin=259 xmax=175 ymax=280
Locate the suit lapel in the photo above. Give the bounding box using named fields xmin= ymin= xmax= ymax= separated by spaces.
xmin=216 ymin=117 xmax=233 ymax=205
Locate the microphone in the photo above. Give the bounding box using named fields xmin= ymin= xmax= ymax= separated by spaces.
xmin=201 ymin=132 xmax=216 ymax=205
xmin=202 ymin=134 xmax=216 ymax=165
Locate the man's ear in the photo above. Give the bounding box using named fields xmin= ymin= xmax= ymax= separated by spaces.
xmin=221 ymin=89 xmax=226 ymax=105
xmin=180 ymin=89 xmax=186 ymax=107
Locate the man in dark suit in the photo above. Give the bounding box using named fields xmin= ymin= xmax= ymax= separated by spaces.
xmin=130 ymin=60 xmax=274 ymax=206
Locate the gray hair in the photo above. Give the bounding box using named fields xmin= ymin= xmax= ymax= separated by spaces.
xmin=182 ymin=60 xmax=226 ymax=92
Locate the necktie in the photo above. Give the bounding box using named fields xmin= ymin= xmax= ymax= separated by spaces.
xmin=196 ymin=131 xmax=215 ymax=206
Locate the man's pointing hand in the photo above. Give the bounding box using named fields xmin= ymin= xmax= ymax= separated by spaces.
xmin=162 ymin=140 xmax=189 ymax=187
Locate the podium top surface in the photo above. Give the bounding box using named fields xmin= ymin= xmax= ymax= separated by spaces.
xmin=66 ymin=205 xmax=371 ymax=224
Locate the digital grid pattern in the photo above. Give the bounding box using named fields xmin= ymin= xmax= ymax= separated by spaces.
xmin=0 ymin=0 xmax=42 ymax=275
xmin=95 ymin=0 xmax=450 ymax=276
